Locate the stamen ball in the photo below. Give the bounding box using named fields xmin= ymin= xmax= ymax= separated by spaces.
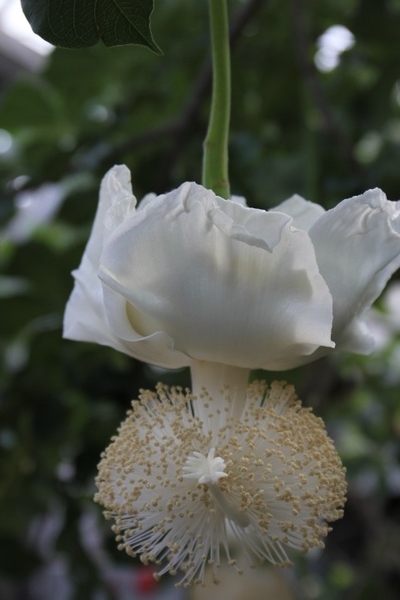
xmin=95 ymin=381 xmax=346 ymax=586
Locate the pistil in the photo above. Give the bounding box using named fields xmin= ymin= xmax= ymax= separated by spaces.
xmin=183 ymin=447 xmax=251 ymax=528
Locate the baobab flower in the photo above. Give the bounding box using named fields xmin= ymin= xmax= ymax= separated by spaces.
xmin=64 ymin=165 xmax=399 ymax=585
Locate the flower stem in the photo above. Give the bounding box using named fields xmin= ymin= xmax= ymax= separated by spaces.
xmin=202 ymin=0 xmax=231 ymax=199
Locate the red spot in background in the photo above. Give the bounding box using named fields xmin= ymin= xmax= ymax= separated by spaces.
xmin=135 ymin=566 xmax=158 ymax=595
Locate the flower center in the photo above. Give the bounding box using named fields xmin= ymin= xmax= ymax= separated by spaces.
xmin=182 ymin=447 xmax=227 ymax=485
xmin=182 ymin=448 xmax=250 ymax=528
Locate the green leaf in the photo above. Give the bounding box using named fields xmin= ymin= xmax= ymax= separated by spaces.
xmin=21 ymin=0 xmax=161 ymax=53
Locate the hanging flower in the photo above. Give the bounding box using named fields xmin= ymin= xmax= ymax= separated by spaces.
xmin=63 ymin=165 xmax=400 ymax=371
xmin=95 ymin=380 xmax=346 ymax=586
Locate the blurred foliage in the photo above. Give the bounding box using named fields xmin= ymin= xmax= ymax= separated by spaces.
xmin=0 ymin=0 xmax=400 ymax=598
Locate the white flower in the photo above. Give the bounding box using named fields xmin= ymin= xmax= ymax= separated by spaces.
xmin=63 ymin=165 xmax=400 ymax=371
xmin=95 ymin=380 xmax=346 ymax=586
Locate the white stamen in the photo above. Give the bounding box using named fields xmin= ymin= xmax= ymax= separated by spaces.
xmin=96 ymin=381 xmax=347 ymax=586
xmin=182 ymin=447 xmax=227 ymax=484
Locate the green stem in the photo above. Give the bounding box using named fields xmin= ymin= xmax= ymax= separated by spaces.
xmin=202 ymin=0 xmax=231 ymax=199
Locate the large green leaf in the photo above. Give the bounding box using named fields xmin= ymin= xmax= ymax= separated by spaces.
xmin=21 ymin=0 xmax=161 ymax=52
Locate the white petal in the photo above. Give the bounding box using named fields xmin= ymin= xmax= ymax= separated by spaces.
xmin=103 ymin=168 xmax=137 ymax=241
xmin=272 ymin=194 xmax=326 ymax=231
xmin=99 ymin=182 xmax=334 ymax=371
xmin=64 ymin=166 xmax=190 ymax=368
xmin=309 ymin=188 xmax=400 ymax=353
xmin=210 ymin=196 xmax=292 ymax=251
xmin=137 ymin=192 xmax=157 ymax=212
xmin=63 ymin=165 xmax=136 ymax=347
xmin=63 ymin=264 xmax=115 ymax=346
xmin=231 ymin=194 xmax=247 ymax=206
xmin=100 ymin=283 xmax=192 ymax=368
